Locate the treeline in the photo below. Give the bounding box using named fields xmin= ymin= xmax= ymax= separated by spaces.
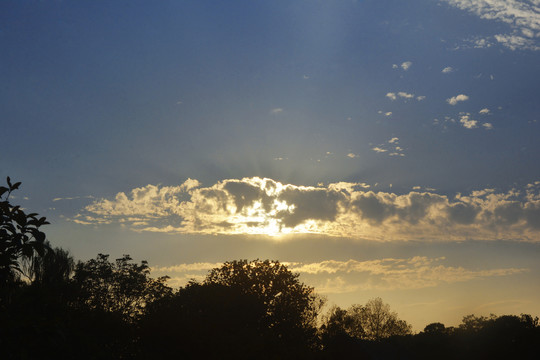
xmin=2 ymin=179 xmax=540 ymax=359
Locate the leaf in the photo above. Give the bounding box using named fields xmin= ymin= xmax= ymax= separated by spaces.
xmin=11 ymin=182 xmax=21 ymax=190
xmin=0 ymin=186 xmax=8 ymax=197
xmin=6 ymin=176 xmax=11 ymax=188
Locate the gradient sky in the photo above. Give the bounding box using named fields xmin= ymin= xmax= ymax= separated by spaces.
xmin=2 ymin=0 xmax=540 ymax=331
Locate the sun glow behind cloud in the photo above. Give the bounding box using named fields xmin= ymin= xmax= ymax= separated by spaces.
xmin=74 ymin=178 xmax=540 ymax=242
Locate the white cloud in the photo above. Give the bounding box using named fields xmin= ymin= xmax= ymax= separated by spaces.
xmin=459 ymin=114 xmax=478 ymax=129
xmin=392 ymin=64 xmax=399 ymax=69
xmin=372 ymin=138 xmax=405 ymax=157
xmin=483 ymin=122 xmax=494 ymax=129
xmin=397 ymin=91 xmax=414 ymax=99
xmin=447 ymin=94 xmax=469 ymax=105
xmin=401 ymin=61 xmax=412 ymax=70
xmin=347 ymin=153 xmax=359 ymax=158
xmin=443 ymin=0 xmax=540 ymax=51
xmin=494 ymin=34 xmax=540 ymax=50
xmin=387 ymin=91 xmax=425 ymax=101
xmin=77 ymin=177 xmax=540 ymax=242
xmin=442 ymin=66 xmax=454 ymax=73
xmin=270 ymin=108 xmax=283 ymax=114
xmin=384 ymin=112 xmax=393 ymax=116
xmin=479 ymin=108 xmax=490 ymax=114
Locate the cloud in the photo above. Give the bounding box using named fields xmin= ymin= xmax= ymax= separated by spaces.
xmin=401 ymin=61 xmax=412 ymax=70
xmin=386 ymin=92 xmax=397 ymax=100
xmin=442 ymin=0 xmax=540 ymax=51
xmin=270 ymin=108 xmax=283 ymax=114
xmin=53 ymin=195 xmax=94 ymax=202
xmin=387 ymin=91 xmax=425 ymax=101
xmin=154 ymin=257 xmax=528 ymax=291
xmin=479 ymin=108 xmax=490 ymax=114
xmin=459 ymin=113 xmax=493 ymax=129
xmin=76 ymin=177 xmax=540 ymax=241
xmin=447 ymin=94 xmax=469 ymax=105
xmin=372 ymin=138 xmax=405 ymax=157
xmin=397 ymin=91 xmax=414 ymax=99
xmin=442 ymin=66 xmax=454 ymax=73
xmin=287 ymin=257 xmax=527 ymax=292
xmin=459 ymin=114 xmax=478 ymax=129
xmin=347 ymin=153 xmax=359 ymax=158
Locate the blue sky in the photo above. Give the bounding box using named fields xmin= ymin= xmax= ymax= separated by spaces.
xmin=2 ymin=0 xmax=540 ymax=330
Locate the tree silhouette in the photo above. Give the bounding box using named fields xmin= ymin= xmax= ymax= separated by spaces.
xmin=322 ymin=298 xmax=411 ymax=342
xmin=73 ymin=253 xmax=172 ymax=322
xmin=205 ymin=259 xmax=324 ymax=345
xmin=1 ymin=177 xmax=49 ymax=305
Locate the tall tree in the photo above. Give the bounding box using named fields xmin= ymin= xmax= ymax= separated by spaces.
xmin=73 ymin=254 xmax=171 ymax=322
xmin=204 ymin=259 xmax=324 ymax=353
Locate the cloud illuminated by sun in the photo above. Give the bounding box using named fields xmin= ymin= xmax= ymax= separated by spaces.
xmin=74 ymin=177 xmax=540 ymax=242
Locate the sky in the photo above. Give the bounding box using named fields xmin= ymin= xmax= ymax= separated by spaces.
xmin=1 ymin=0 xmax=540 ymax=331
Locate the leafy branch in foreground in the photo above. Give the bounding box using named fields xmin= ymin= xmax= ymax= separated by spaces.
xmin=1 ymin=177 xmax=49 ymax=292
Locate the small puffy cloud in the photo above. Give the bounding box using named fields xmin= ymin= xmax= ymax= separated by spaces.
xmin=270 ymin=108 xmax=283 ymax=114
xmin=397 ymin=91 xmax=414 ymax=99
xmin=384 ymin=112 xmax=393 ymax=116
xmin=77 ymin=177 xmax=540 ymax=242
xmin=392 ymin=64 xmax=399 ymax=69
xmin=483 ymin=122 xmax=494 ymax=130
xmin=347 ymin=153 xmax=359 ymax=158
xmin=442 ymin=66 xmax=454 ymax=73
xmin=401 ymin=61 xmax=412 ymax=70
xmin=459 ymin=114 xmax=478 ymax=129
xmin=372 ymin=138 xmax=405 ymax=157
xmin=479 ymin=108 xmax=490 ymax=115
xmin=387 ymin=91 xmax=425 ymax=101
xmin=447 ymin=94 xmax=469 ymax=105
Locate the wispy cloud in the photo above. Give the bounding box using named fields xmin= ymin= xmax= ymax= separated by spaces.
xmin=270 ymin=108 xmax=283 ymax=114
xmin=447 ymin=94 xmax=469 ymax=105
xmin=443 ymin=0 xmax=540 ymax=51
xmin=152 ymin=257 xmax=527 ymax=291
xmin=289 ymin=257 xmax=528 ymax=292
